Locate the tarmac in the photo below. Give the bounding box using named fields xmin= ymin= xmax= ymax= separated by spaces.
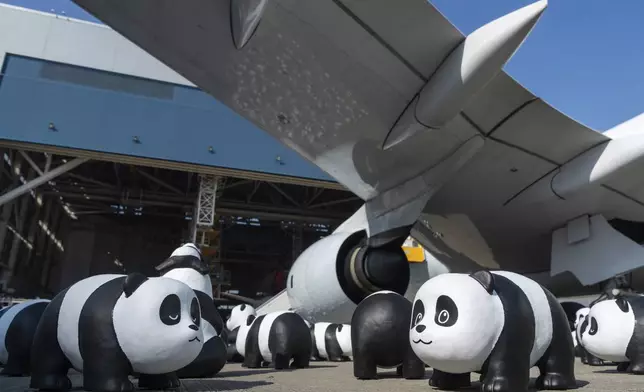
xmin=2 ymin=359 xmax=643 ymax=392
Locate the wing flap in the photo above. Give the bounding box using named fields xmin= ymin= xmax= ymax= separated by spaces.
xmin=489 ymin=98 xmax=608 ymax=164
xmin=335 ymin=0 xmax=464 ymax=79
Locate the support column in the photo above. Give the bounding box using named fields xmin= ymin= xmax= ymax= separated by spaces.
xmin=41 ymin=204 xmax=62 ymax=289
xmin=190 ymin=175 xmax=226 ymax=298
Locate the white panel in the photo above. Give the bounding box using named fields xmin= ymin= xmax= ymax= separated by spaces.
xmin=0 ymin=4 xmax=191 ymax=87
xmin=43 ymin=17 xmax=117 ymax=70
xmin=551 ymin=214 xmax=644 ymax=285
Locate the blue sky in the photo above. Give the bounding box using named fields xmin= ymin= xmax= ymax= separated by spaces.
xmin=3 ymin=0 xmax=643 ymax=131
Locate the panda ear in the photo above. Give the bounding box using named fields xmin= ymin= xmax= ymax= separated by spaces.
xmin=246 ymin=315 xmax=256 ymax=326
xmin=240 ymin=304 xmax=246 ymax=311
xmin=470 ymin=270 xmax=495 ymax=294
xmin=123 ymin=273 xmax=149 ymax=298
xmin=615 ymin=297 xmax=630 ymax=313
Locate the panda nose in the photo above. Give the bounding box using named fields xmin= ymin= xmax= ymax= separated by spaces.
xmin=415 ymin=325 xmax=426 ymax=333
xmin=189 ymin=324 xmax=199 ymax=331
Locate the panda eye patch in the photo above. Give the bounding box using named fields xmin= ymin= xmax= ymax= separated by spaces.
xmin=434 ymin=295 xmax=458 ymax=327
xmin=190 ymin=298 xmax=201 ymax=326
xmin=589 ymin=317 xmax=598 ymax=336
xmin=411 ymin=299 xmax=425 ymax=329
xmin=160 ymin=294 xmax=181 ymax=326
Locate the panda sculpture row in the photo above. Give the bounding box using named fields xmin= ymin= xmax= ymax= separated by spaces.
xmin=0 ymin=243 xmax=231 ymax=392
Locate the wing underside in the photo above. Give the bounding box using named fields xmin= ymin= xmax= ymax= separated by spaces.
xmin=71 ymin=0 xmax=608 ymax=201
xmin=71 ymin=0 xmax=644 ymax=282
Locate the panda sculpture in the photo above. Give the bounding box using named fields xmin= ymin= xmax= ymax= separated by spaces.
xmin=225 ymin=304 xmax=256 ymax=362
xmin=235 ymin=310 xmax=311 ymax=369
xmin=410 ymin=270 xmax=576 ymax=392
xmin=0 ymin=299 xmax=50 ymax=376
xmin=311 ymin=322 xmax=350 ymax=362
xmin=573 ymin=307 xmax=605 ymax=366
xmin=29 ymin=273 xmax=204 ymax=392
xmin=155 ymin=243 xmax=227 ymax=378
xmin=579 ymin=294 xmax=644 ymax=374
xmin=351 ymin=290 xmax=425 ymax=380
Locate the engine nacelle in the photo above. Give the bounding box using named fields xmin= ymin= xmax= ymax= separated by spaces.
xmin=286 ymin=230 xmax=410 ymax=324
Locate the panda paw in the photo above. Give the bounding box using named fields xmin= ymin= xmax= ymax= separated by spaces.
xmin=138 ymin=373 xmax=180 ymax=390
xmin=480 ymin=376 xmax=515 ymax=392
xmin=535 ymin=373 xmax=575 ymax=390
xmin=628 ymin=363 xmax=644 ymax=375
xmin=617 ymin=362 xmax=630 ymax=372
xmin=30 ymin=374 xmax=73 ymax=391
xmin=587 ymin=357 xmax=604 ymax=366
xmin=428 ymin=372 xmax=470 ymax=390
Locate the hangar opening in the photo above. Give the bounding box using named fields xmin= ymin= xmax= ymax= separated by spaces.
xmin=0 ymin=147 xmax=363 ymax=315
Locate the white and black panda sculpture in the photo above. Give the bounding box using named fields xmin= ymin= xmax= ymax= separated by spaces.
xmin=29 ymin=273 xmax=204 ymax=392
xmin=235 ymin=310 xmax=311 ymax=369
xmin=0 ymin=299 xmax=50 ymax=376
xmin=225 ymin=304 xmax=256 ymax=362
xmin=579 ymin=295 xmax=644 ymax=374
xmin=155 ymin=243 xmax=227 ymax=378
xmin=351 ymin=290 xmax=425 ymax=380
xmin=311 ymin=322 xmax=351 ymax=362
xmin=410 ymin=270 xmax=576 ymax=392
xmin=573 ymin=307 xmax=605 ymax=366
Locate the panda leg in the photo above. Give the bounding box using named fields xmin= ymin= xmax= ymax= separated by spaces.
xmin=291 ymin=352 xmax=310 ymax=369
xmin=1 ymin=353 xmax=31 ymax=377
xmin=29 ymin=289 xmax=73 ymax=392
xmin=138 ymin=372 xmax=180 ymax=390
xmin=352 ymin=351 xmax=377 ymax=380
xmin=627 ymin=360 xmax=644 ymax=374
xmin=428 ymin=369 xmax=471 ymax=390
xmin=586 ymin=353 xmax=604 ymax=366
xmin=535 ymin=291 xmax=577 ymax=390
xmin=617 ymin=362 xmax=630 ymax=372
xmin=272 ymin=353 xmax=291 ymax=370
xmin=401 ymin=344 xmax=425 ymax=380
xmin=243 ymin=347 xmax=263 ymax=368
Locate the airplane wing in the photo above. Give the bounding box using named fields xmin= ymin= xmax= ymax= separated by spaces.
xmin=73 ymin=0 xmax=644 ymax=292
xmin=72 ymin=0 xmax=610 ymax=232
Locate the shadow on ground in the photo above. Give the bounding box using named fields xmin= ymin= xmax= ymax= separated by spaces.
xmin=180 ymin=379 xmax=273 ymax=392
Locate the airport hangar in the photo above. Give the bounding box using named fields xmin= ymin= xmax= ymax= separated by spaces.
xmin=0 ymin=5 xmax=370 ymax=312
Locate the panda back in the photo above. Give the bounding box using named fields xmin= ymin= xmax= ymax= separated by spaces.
xmin=313 ymin=322 xmax=332 ymax=359
xmin=336 ymin=324 xmax=352 ymax=357
xmin=58 ymin=274 xmax=123 ymax=371
xmin=491 ymin=271 xmax=553 ymax=367
xmin=258 ymin=311 xmax=290 ymax=361
xmin=0 ymin=299 xmax=49 ymax=364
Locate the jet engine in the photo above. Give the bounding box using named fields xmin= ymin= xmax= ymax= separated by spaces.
xmin=286 ymin=227 xmax=410 ymax=323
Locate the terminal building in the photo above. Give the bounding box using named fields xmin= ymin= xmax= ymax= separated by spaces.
xmin=0 ymin=4 xmax=368 ymax=309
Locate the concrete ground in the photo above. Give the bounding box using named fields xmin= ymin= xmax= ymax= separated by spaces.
xmin=2 ymin=359 xmax=643 ymax=392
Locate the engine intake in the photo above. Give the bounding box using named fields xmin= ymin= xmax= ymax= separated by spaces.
xmin=287 ymin=228 xmax=411 ymax=323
